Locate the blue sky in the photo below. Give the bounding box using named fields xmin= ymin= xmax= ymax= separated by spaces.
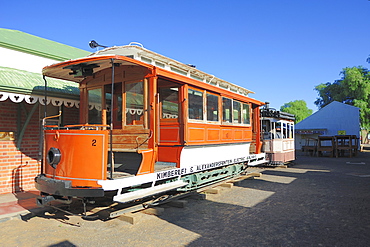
xmin=1 ymin=0 xmax=369 ymax=112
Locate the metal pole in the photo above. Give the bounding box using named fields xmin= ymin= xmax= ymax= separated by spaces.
xmin=40 ymin=75 xmax=48 ymax=171
xmin=110 ymin=59 xmax=115 ymax=179
xmin=43 ymin=75 xmax=47 ymax=118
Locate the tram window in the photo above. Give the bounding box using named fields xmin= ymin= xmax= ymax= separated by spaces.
xmin=233 ymin=101 xmax=242 ymax=124
xmin=262 ymin=120 xmax=272 ymax=140
xmin=222 ymin=97 xmax=232 ymax=123
xmin=291 ymin=124 xmax=294 ymax=138
xmin=160 ymin=84 xmax=179 ymax=119
xmin=206 ymin=93 xmax=219 ymax=122
xmin=242 ymin=103 xmax=250 ymax=125
xmin=125 ymin=81 xmax=144 ymax=125
xmin=283 ymin=123 xmax=287 ymax=139
xmin=288 ymin=123 xmax=294 ymax=138
xmin=275 ymin=122 xmax=282 ymax=139
xmin=88 ymin=88 xmax=102 ymax=124
xmin=188 ymin=88 xmax=204 ymax=120
xmin=105 ymin=83 xmax=122 ymax=128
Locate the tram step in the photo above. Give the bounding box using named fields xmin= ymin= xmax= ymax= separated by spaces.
xmin=113 ymin=180 xmax=188 ymax=203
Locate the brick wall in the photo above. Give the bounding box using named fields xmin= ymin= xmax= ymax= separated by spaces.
xmin=0 ymin=99 xmax=79 ymax=194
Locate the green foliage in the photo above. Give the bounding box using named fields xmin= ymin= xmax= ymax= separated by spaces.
xmin=314 ymin=66 xmax=370 ymax=129
xmin=280 ymin=100 xmax=313 ymax=123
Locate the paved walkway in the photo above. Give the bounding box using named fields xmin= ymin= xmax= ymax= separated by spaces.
xmin=0 ymin=149 xmax=369 ymax=246
xmin=0 ymin=147 xmax=369 ymax=223
xmin=0 ymin=190 xmax=41 ymax=222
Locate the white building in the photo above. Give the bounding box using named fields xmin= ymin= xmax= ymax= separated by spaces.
xmin=295 ymin=101 xmax=360 ymax=150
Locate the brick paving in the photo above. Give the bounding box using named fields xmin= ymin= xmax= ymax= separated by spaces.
xmin=0 ymin=149 xmax=369 ymax=246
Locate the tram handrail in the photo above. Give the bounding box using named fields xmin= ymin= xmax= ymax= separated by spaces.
xmin=42 ymin=111 xmax=62 ymax=128
xmin=42 ymin=111 xmax=61 ymax=123
xmin=64 ymin=124 xmax=110 ymax=130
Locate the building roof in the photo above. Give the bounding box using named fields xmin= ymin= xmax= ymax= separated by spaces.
xmin=295 ymin=101 xmax=360 ymax=135
xmin=0 ymin=66 xmax=79 ymax=99
xmin=0 ymin=28 xmax=87 ymax=100
xmin=0 ymin=28 xmax=89 ymax=61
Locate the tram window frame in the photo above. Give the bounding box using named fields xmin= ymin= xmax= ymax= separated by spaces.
xmin=262 ymin=119 xmax=272 ymax=140
xmin=87 ymin=87 xmax=103 ymax=124
xmin=222 ymin=97 xmax=232 ymax=124
xmin=188 ymin=87 xmax=204 ymax=121
xmin=159 ymin=79 xmax=180 ymax=121
xmin=186 ymin=89 xmax=251 ymax=126
xmin=291 ymin=123 xmax=295 ymax=139
xmin=124 ymin=80 xmax=144 ymax=126
xmin=277 ymin=121 xmax=295 ymax=139
xmin=275 ymin=122 xmax=283 ymax=139
xmin=287 ymin=122 xmax=294 ymax=139
xmin=206 ymin=92 xmax=220 ymax=123
xmin=283 ymin=122 xmax=287 ymax=139
xmin=242 ymin=103 xmax=251 ymax=125
xmin=222 ymin=97 xmax=252 ymax=126
xmin=104 ymin=82 xmax=123 ymax=129
xmin=233 ymin=100 xmax=242 ymax=124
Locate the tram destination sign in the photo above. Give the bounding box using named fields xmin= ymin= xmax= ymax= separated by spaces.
xmin=156 ymin=154 xmax=258 ymax=180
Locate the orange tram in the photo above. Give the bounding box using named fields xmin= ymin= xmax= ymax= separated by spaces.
xmin=35 ymin=43 xmax=268 ymax=210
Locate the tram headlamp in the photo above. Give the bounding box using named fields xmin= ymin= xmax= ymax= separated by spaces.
xmin=47 ymin=147 xmax=62 ymax=169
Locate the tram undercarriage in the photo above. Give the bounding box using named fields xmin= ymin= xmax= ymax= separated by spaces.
xmin=35 ymin=154 xmax=265 ymax=219
xmin=36 ymin=151 xmax=265 ymax=205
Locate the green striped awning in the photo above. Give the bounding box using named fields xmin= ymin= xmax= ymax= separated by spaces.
xmin=0 ymin=66 xmax=79 ymax=100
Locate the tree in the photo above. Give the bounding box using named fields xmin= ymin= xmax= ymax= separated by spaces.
xmin=314 ymin=66 xmax=370 ymax=130
xmin=280 ymin=100 xmax=313 ymax=123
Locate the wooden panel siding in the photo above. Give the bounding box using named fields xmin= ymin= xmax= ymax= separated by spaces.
xmin=234 ymin=129 xmax=243 ymax=140
xmin=159 ymin=126 xmax=181 ymax=144
xmin=207 ymin=128 xmax=221 ymax=142
xmin=110 ymin=129 xmax=150 ymax=151
xmin=188 ymin=127 xmax=206 ymax=142
xmin=187 ymin=123 xmax=252 ymax=145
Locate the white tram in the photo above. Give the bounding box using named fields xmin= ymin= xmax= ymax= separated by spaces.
xmin=261 ymin=105 xmax=295 ymax=165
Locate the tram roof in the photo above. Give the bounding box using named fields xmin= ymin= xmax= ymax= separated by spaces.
xmin=42 ymin=54 xmax=152 ymax=83
xmin=91 ymin=45 xmax=255 ymax=97
xmin=261 ymin=108 xmax=295 ymax=121
xmin=43 ymin=45 xmax=255 ymax=98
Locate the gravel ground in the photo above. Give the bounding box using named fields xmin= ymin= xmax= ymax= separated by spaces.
xmin=0 ymin=150 xmax=369 ymax=247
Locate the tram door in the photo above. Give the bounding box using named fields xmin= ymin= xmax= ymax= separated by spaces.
xmin=157 ymin=79 xmax=182 ymax=166
xmin=250 ymin=104 xmax=262 ymax=154
xmin=87 ymin=83 xmax=123 ymax=128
